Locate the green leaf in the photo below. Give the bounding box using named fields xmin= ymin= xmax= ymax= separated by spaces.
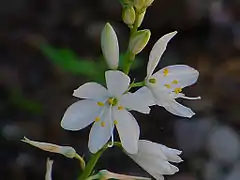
xmin=40 ymin=44 xmax=98 ymax=75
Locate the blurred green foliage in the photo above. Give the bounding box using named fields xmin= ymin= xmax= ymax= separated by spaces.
xmin=39 ymin=43 xmax=143 ymax=83
xmin=9 ymin=89 xmax=43 ymax=114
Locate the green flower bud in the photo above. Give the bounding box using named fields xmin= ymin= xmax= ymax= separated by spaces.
xmin=101 ymin=23 xmax=119 ymax=69
xmin=129 ymin=29 xmax=151 ymax=54
xmin=144 ymin=0 xmax=154 ymax=7
xmin=137 ymin=11 xmax=146 ymax=27
xmin=134 ymin=0 xmax=154 ymax=11
xmin=120 ymin=0 xmax=134 ymax=7
xmin=134 ymin=0 xmax=145 ymax=11
xmin=122 ymin=7 xmax=136 ymax=25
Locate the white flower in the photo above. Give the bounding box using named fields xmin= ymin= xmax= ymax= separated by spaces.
xmin=101 ymin=23 xmax=119 ymax=69
xmin=127 ymin=140 xmax=183 ymax=180
xmin=45 ymin=158 xmax=53 ymax=180
xmin=22 ymin=137 xmax=76 ymax=158
xmin=61 ymin=70 xmax=151 ymax=154
xmin=140 ymin=31 xmax=200 ymax=118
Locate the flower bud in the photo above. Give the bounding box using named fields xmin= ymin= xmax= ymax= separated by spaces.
xmin=134 ymin=0 xmax=154 ymax=11
xmin=97 ymin=170 xmax=151 ymax=180
xmin=22 ymin=137 xmax=76 ymax=158
xmin=134 ymin=0 xmax=145 ymax=11
xmin=101 ymin=23 xmax=119 ymax=69
xmin=144 ymin=0 xmax=154 ymax=7
xmin=122 ymin=7 xmax=136 ymax=25
xmin=137 ymin=11 xmax=146 ymax=27
xmin=129 ymin=29 xmax=151 ymax=54
xmin=120 ymin=0 xmax=134 ymax=7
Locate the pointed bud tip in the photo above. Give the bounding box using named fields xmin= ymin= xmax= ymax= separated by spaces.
xmin=129 ymin=29 xmax=151 ymax=54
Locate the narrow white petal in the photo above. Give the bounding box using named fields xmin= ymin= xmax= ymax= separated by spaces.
xmin=163 ymin=100 xmax=195 ymax=118
xmin=120 ymin=92 xmax=151 ymax=114
xmin=152 ymin=65 xmax=199 ymax=88
xmin=88 ymin=108 xmax=114 ymax=153
xmin=114 ymin=109 xmax=140 ymax=154
xmin=101 ymin=170 xmax=151 ymax=180
xmin=105 ymin=70 xmax=130 ymax=97
xmin=73 ymin=82 xmax=109 ymax=101
xmin=61 ymin=100 xmax=101 ymax=131
xmin=101 ymin=23 xmax=119 ymax=69
xmin=147 ymin=31 xmax=177 ymax=78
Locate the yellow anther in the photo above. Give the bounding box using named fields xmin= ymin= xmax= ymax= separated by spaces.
xmin=174 ymin=87 xmax=182 ymax=94
xmin=163 ymin=68 xmax=169 ymax=76
xmin=149 ymin=78 xmax=156 ymax=84
xmin=108 ymin=98 xmax=114 ymax=105
xmin=114 ymin=120 xmax=118 ymax=125
xmin=172 ymin=80 xmax=178 ymax=84
xmin=164 ymin=84 xmax=171 ymax=88
xmin=118 ymin=106 xmax=124 ymax=110
xmin=101 ymin=121 xmax=105 ymax=127
xmin=97 ymin=102 xmax=104 ymax=107
xmin=95 ymin=117 xmax=100 ymax=122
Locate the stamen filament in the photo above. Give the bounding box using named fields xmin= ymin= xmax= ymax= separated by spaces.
xmin=108 ymin=106 xmax=114 ymax=148
xmin=181 ymin=96 xmax=201 ymax=100
xmin=178 ymin=93 xmax=201 ymax=100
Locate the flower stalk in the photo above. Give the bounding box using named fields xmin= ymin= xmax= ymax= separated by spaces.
xmin=123 ymin=11 xmax=142 ymax=74
xmin=78 ymin=147 xmax=107 ymax=180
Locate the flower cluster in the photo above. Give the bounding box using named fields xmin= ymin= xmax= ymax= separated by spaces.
xmin=22 ymin=1 xmax=200 ymax=179
xmin=59 ymin=23 xmax=199 ymax=178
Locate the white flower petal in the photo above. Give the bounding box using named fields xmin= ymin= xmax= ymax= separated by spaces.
xmin=61 ymin=100 xmax=101 ymax=131
xmin=127 ymin=140 xmax=182 ymax=179
xmin=147 ymin=86 xmax=170 ymax=106
xmin=147 ymin=31 xmax=177 ymax=78
xmin=146 ymin=170 xmax=164 ymax=180
xmin=120 ymin=92 xmax=151 ymax=114
xmin=88 ymin=108 xmax=114 ymax=153
xmin=114 ymin=109 xmax=140 ymax=154
xmin=105 ymin=70 xmax=130 ymax=97
xmin=163 ymin=100 xmax=195 ymax=118
xmin=131 ymin=154 xmax=178 ymax=175
xmin=101 ymin=23 xmax=119 ymax=69
xmin=152 ymin=65 xmax=199 ymax=88
xmin=138 ymin=140 xmax=168 ymax=160
xmin=73 ymin=82 xmax=109 ymax=101
xmin=133 ymin=87 xmax=156 ymax=106
xmin=158 ymin=144 xmax=183 ymax=163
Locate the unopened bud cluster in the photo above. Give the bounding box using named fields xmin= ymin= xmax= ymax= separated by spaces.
xmin=121 ymin=0 xmax=154 ymax=27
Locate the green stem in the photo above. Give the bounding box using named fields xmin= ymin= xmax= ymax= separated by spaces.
xmin=123 ymin=11 xmax=141 ymax=75
xmin=78 ymin=147 xmax=107 ymax=180
xmin=130 ymin=81 xmax=145 ymax=88
xmin=78 ymin=142 xmax=122 ymax=180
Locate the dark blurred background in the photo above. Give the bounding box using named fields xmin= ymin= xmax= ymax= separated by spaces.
xmin=1 ymin=0 xmax=240 ymax=180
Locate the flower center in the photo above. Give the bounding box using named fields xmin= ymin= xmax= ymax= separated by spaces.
xmin=148 ymin=78 xmax=156 ymax=84
xmin=108 ymin=97 xmax=118 ymax=106
xmin=173 ymin=87 xmax=182 ymax=94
